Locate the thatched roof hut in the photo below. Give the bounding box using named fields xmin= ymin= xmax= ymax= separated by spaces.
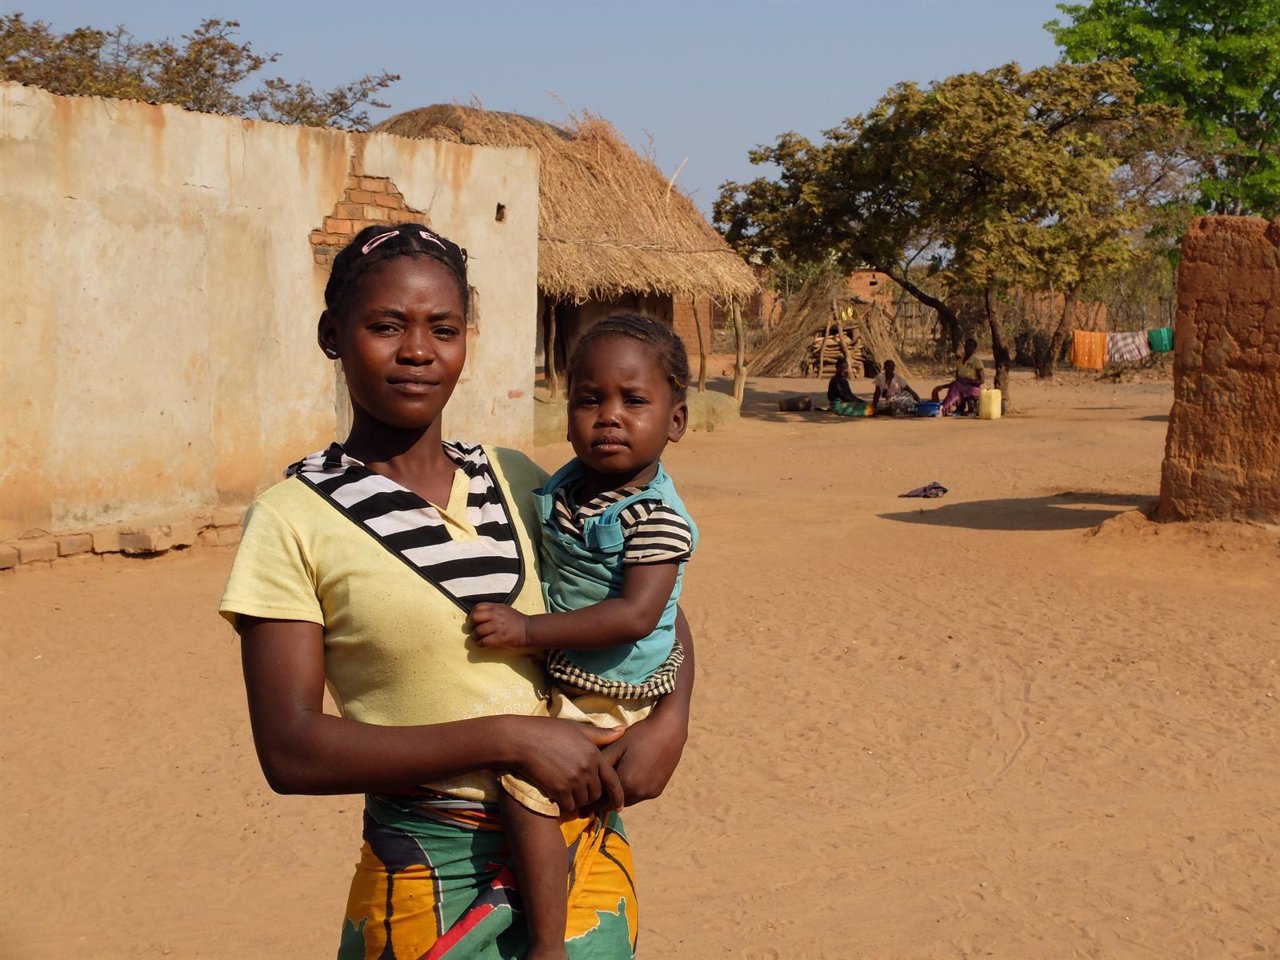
xmin=377 ymin=105 xmax=757 ymax=305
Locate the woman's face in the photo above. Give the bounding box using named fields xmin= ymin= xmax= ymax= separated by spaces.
xmin=320 ymin=256 xmax=467 ymax=432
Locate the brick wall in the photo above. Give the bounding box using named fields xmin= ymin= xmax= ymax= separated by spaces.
xmin=310 ymin=175 xmax=419 ymax=264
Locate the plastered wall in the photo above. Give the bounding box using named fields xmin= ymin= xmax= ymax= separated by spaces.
xmin=0 ymin=83 xmax=539 ymax=542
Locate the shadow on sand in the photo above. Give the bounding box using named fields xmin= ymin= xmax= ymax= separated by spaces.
xmin=879 ymin=492 xmax=1156 ymax=532
xmin=735 ymin=383 xmax=902 ymax=425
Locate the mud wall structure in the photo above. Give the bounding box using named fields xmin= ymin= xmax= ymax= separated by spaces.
xmin=1157 ymin=216 xmax=1280 ymax=523
xmin=0 ymin=82 xmax=539 ymax=555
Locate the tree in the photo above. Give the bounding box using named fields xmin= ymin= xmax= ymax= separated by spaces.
xmin=1048 ymin=0 xmax=1280 ymax=216
xmin=0 ymin=14 xmax=398 ymax=131
xmin=715 ymin=60 xmax=1187 ymax=396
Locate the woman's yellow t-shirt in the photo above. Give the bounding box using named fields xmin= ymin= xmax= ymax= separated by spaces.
xmin=219 ymin=446 xmax=549 ymax=802
xmin=957 ymin=356 xmax=984 ymax=381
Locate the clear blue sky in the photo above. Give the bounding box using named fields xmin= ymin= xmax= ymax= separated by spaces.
xmin=8 ymin=0 xmax=1066 ymax=214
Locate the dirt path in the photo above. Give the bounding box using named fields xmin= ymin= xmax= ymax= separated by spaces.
xmin=3 ymin=373 xmax=1277 ymax=959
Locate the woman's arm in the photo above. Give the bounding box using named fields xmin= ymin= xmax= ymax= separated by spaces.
xmin=601 ymin=607 xmax=695 ymax=806
xmin=239 ymin=616 xmax=624 ymax=811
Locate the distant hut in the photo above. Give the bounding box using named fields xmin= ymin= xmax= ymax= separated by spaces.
xmin=377 ymin=105 xmax=757 ymax=397
xmin=749 ymin=269 xmax=906 ymax=380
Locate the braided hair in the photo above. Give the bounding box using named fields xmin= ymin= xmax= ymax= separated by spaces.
xmin=567 ymin=313 xmax=690 ymax=400
xmin=324 ymin=223 xmax=469 ymax=317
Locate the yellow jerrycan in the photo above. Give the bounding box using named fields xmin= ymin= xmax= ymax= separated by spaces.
xmin=978 ymin=388 xmax=1002 ymax=420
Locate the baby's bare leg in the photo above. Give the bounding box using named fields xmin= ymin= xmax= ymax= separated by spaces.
xmin=500 ymin=789 xmax=569 ymax=960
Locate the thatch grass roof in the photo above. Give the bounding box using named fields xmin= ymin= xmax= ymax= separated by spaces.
xmin=377 ymin=105 xmax=757 ymax=304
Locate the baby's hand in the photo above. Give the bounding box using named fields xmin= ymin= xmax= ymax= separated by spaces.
xmin=470 ymin=603 xmax=531 ymax=649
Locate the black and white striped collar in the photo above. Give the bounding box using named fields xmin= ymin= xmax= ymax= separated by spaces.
xmin=284 ymin=441 xmax=525 ymax=612
xmin=286 ymin=441 xmax=486 ymax=480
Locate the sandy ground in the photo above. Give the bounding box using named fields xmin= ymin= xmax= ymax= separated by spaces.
xmin=2 ymin=371 xmax=1278 ymax=959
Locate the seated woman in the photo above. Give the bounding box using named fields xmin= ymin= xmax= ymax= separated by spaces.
xmin=871 ymin=359 xmax=920 ymax=415
xmin=932 ymin=338 xmax=984 ymax=415
xmin=827 ymin=357 xmax=871 ymax=417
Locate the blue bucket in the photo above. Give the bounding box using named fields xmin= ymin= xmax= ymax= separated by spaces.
xmin=916 ymin=401 xmax=942 ymax=417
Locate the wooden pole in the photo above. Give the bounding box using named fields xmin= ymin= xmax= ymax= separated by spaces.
xmin=692 ymin=297 xmax=708 ymax=393
xmin=732 ymin=300 xmax=747 ymax=408
xmin=817 ymin=300 xmax=835 ymax=379
xmin=544 ymin=298 xmax=559 ymax=398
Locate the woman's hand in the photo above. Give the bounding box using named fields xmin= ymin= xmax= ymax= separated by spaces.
xmin=503 ymin=717 xmax=626 ymax=813
xmin=597 ymin=607 xmax=695 ymax=810
xmin=600 ymin=706 xmax=687 ymax=807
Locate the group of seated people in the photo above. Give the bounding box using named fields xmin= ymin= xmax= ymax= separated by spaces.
xmin=825 ymin=338 xmax=984 ymax=417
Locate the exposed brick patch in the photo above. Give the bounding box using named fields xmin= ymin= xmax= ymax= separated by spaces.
xmin=310 ymin=169 xmax=427 ymax=269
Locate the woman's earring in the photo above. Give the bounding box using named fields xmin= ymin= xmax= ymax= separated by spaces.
xmin=324 ymin=347 xmax=339 ymax=359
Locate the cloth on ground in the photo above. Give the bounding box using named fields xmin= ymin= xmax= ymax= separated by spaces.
xmin=899 ymin=482 xmax=948 ymax=499
xmin=1107 ymin=330 xmax=1150 ymax=364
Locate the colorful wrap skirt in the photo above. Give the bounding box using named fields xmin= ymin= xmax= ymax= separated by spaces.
xmin=875 ymin=394 xmax=918 ymax=416
xmin=831 ymin=398 xmax=873 ymax=418
xmin=941 ymin=380 xmax=982 ymax=414
xmin=338 ymin=793 xmax=637 ymax=960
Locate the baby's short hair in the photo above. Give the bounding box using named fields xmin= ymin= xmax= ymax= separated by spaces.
xmin=568 ymin=314 xmax=690 ymax=400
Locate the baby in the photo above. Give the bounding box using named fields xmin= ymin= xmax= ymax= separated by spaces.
xmin=470 ymin=313 xmax=696 ymax=959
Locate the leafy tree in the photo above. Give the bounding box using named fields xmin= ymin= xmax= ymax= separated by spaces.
xmin=715 ymin=60 xmax=1187 ymax=395
xmin=0 ymin=14 xmax=398 ymax=131
xmin=1048 ymin=0 xmax=1280 ymax=216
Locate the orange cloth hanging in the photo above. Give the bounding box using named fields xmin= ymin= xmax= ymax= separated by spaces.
xmin=1071 ymin=330 xmax=1107 ymax=370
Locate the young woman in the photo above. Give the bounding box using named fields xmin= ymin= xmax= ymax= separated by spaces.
xmin=220 ymin=224 xmax=693 ymax=959
xmin=870 ymin=359 xmax=921 ymax=415
xmin=827 ymin=357 xmax=871 ymax=417
xmin=932 ymin=337 xmax=985 ymax=415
